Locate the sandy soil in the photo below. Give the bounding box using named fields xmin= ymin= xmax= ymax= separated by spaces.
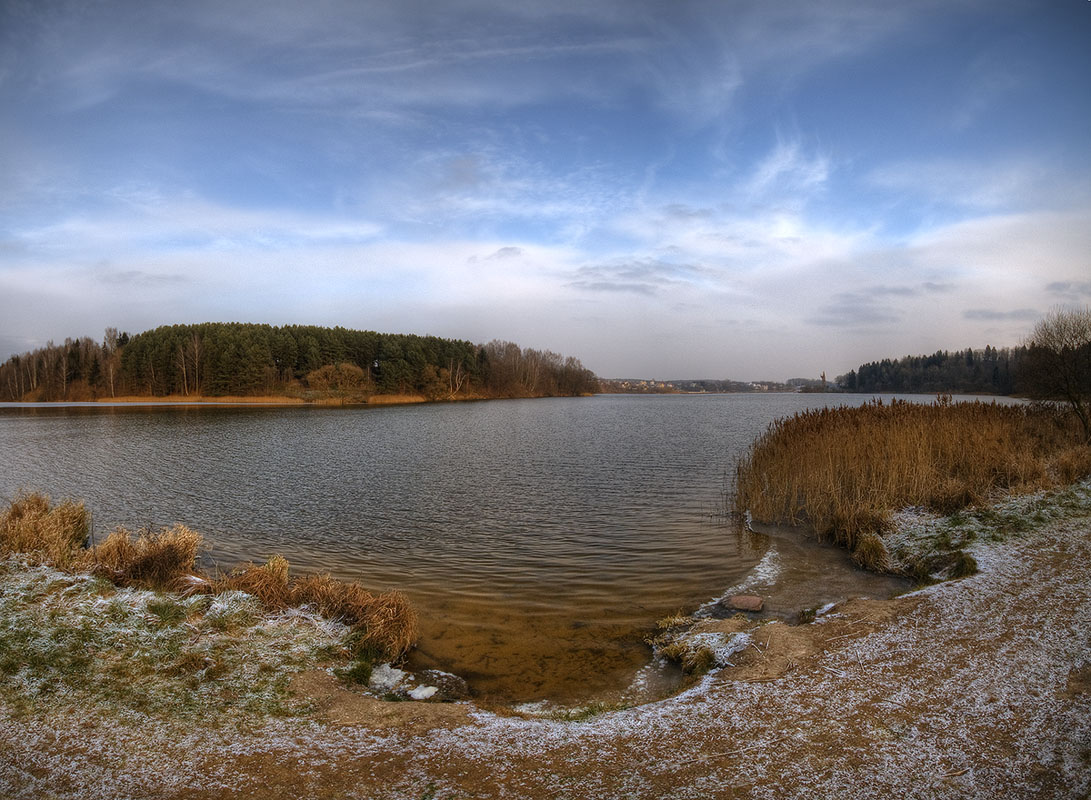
xmin=2 ymin=514 xmax=1089 ymax=799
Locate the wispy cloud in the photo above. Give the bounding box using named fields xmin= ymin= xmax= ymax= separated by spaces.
xmin=93 ymin=266 xmax=189 ymax=288
xmin=746 ymin=137 xmax=830 ymax=200
xmin=10 ymin=194 xmax=384 ymax=256
xmin=1046 ymin=281 xmax=1091 ymax=301
xmin=568 ymin=258 xmax=708 ymax=296
xmin=806 ymin=282 xmax=948 ymax=329
xmin=952 ymin=40 xmax=1030 ymax=130
xmin=867 ymin=158 xmax=1053 ymax=211
xmin=962 ymin=308 xmax=1039 ymax=321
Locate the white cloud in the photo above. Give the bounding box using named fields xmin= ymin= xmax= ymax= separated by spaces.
xmin=10 ymin=195 xmax=384 ymax=256
xmin=746 ymin=138 xmax=830 ymax=199
xmin=867 ymin=158 xmax=1054 ymax=211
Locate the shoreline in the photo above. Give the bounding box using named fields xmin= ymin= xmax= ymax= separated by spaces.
xmin=0 ymin=391 xmax=587 ymax=408
xmin=3 ymin=485 xmax=1089 ymax=798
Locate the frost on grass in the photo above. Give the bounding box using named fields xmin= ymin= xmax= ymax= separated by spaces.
xmin=0 ymin=557 xmax=348 ymax=721
xmin=886 ymin=477 xmax=1091 ymax=582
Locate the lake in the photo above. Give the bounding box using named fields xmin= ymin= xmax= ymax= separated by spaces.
xmin=0 ymin=393 xmax=1002 ymax=704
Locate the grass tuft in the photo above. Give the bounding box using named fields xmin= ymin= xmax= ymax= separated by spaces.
xmin=947 ymin=550 xmax=979 ymax=579
xmin=0 ymin=491 xmax=89 ymax=570
xmin=218 ymin=560 xmax=418 ymax=662
xmin=851 ymin=531 xmax=891 ymax=572
xmin=217 ymin=555 xmax=293 ymax=608
xmin=290 ymin=574 xmax=418 ymax=661
xmin=85 ymin=524 xmax=203 ymax=591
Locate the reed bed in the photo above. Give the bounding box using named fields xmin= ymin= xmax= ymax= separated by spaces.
xmin=0 ymin=493 xmax=417 ymax=661
xmin=734 ymin=399 xmax=1091 ymax=571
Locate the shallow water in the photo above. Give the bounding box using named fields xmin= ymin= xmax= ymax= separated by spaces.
xmin=0 ymin=393 xmax=1010 ymax=703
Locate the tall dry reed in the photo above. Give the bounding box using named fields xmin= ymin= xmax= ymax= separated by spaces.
xmin=734 ymin=399 xmax=1091 ymax=569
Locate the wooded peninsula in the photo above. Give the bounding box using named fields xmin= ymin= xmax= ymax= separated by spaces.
xmin=0 ymin=323 xmax=599 ymax=403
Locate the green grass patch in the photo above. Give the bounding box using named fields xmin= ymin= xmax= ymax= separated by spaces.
xmin=0 ymin=558 xmax=356 ymax=722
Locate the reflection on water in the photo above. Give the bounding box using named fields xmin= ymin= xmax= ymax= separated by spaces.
xmin=0 ymin=394 xmax=1001 ymax=703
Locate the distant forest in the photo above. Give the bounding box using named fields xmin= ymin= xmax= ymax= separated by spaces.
xmin=837 ymin=346 xmax=1025 ymax=395
xmin=0 ymin=322 xmax=599 ymax=402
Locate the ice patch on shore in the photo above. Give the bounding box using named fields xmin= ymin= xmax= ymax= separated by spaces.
xmin=695 ymin=546 xmax=780 ymax=617
xmin=685 ymin=631 xmax=752 ymax=668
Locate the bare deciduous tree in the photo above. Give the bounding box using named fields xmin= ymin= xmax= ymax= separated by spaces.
xmin=1020 ymin=306 xmax=1091 ymax=441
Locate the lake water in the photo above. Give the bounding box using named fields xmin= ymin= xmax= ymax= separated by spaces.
xmin=0 ymin=393 xmax=1003 ymax=704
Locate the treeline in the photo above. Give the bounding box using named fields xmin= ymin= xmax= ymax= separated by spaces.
xmin=0 ymin=323 xmax=599 ymax=402
xmin=837 ymin=346 xmax=1025 ymax=395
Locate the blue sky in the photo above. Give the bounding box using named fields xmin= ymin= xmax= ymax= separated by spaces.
xmin=2 ymin=0 xmax=1089 ymax=380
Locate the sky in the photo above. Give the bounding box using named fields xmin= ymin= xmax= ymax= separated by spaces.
xmin=1 ymin=0 xmax=1089 ymax=380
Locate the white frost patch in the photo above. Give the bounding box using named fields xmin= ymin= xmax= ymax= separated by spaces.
xmin=512 ymin=700 xmax=551 ymax=716
xmin=206 ymin=589 xmax=261 ymax=618
xmin=368 ymin=664 xmax=408 ymax=693
xmin=684 ymin=631 xmax=752 ymax=668
xmin=815 ymin=601 xmax=838 ymax=617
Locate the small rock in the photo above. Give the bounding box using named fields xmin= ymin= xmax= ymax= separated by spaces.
xmin=409 ymin=685 xmax=438 ymax=701
xmin=419 ymin=669 xmax=471 ymax=701
xmin=368 ymin=664 xmax=407 ymax=693
xmin=728 ymin=594 xmax=764 ymax=612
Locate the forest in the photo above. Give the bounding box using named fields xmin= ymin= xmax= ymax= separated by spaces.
xmin=0 ymin=323 xmax=599 ymax=402
xmin=837 ymin=346 xmax=1025 ymax=395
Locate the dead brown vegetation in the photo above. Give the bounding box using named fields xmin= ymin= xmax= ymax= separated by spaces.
xmin=96 ymin=395 xmax=306 ymax=404
xmin=86 ymin=525 xmax=203 ymax=590
xmin=734 ymin=398 xmax=1091 ymax=569
xmin=0 ymin=491 xmax=89 ymax=570
xmin=0 ymin=493 xmax=417 ymax=662
xmin=217 ymin=557 xmax=417 ymax=660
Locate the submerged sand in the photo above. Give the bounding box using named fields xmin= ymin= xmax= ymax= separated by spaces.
xmin=2 ymin=510 xmax=1089 ymax=799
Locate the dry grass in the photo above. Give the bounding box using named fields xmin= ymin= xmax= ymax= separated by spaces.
xmin=734 ymin=398 xmax=1091 ymax=570
xmin=95 ymin=395 xmax=306 ymax=404
xmin=218 ymin=557 xmax=417 ymax=660
xmin=0 ymin=491 xmax=89 ymax=570
xmin=84 ymin=525 xmax=203 ymax=591
xmin=363 ymin=394 xmax=428 ymax=405
xmin=1 ymin=494 xmax=418 ymax=663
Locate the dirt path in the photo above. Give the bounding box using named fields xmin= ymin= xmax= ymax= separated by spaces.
xmin=2 ymin=515 xmax=1089 ymax=799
